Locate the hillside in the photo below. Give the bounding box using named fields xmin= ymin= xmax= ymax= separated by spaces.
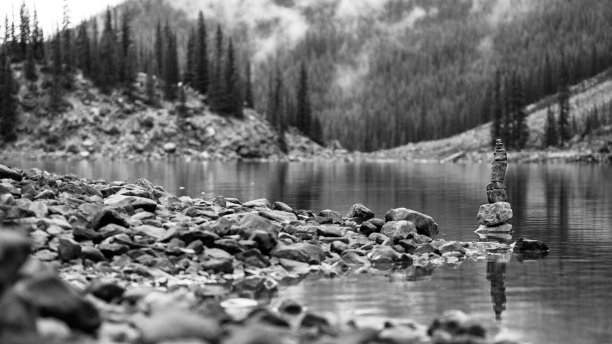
xmin=371 ymin=70 xmax=612 ymax=163
xmin=0 ymin=63 xmax=339 ymax=162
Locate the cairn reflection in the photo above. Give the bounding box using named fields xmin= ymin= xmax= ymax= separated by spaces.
xmin=486 ymin=253 xmax=509 ymax=321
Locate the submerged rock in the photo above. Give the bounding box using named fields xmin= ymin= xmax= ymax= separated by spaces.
xmin=513 ymin=238 xmax=549 ymax=252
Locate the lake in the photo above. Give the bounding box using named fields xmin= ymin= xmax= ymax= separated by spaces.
xmin=4 ymin=157 xmax=612 ymax=343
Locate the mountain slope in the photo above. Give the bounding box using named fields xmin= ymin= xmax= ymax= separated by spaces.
xmin=373 ymin=70 xmax=612 ymax=162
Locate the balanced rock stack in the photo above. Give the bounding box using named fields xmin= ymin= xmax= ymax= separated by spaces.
xmin=477 ymin=139 xmax=513 ymax=232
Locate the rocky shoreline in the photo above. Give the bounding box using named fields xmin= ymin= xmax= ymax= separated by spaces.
xmin=0 ymin=163 xmax=548 ymax=344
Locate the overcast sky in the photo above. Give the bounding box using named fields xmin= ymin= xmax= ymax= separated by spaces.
xmin=0 ymin=0 xmax=124 ymax=34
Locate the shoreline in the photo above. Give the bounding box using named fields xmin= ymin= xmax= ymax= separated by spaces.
xmin=1 ymin=164 xmax=546 ymax=344
xmin=2 ymin=146 xmax=612 ymax=164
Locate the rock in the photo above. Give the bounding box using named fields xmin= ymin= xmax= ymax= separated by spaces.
xmin=475 ymin=223 xmax=513 ymax=233
xmin=0 ymin=164 xmax=22 ymax=181
xmin=136 ymin=310 xmax=220 ymax=344
xmin=369 ymin=246 xmax=400 ymax=264
xmin=98 ymin=243 xmax=130 ymax=259
xmin=88 ymin=281 xmax=125 ymax=302
xmin=243 ymin=198 xmax=272 ymax=208
xmin=248 ymin=230 xmax=278 ymax=254
xmin=235 ymin=249 xmax=270 ymax=268
xmin=0 ymin=231 xmax=31 ymax=295
xmin=513 ymin=238 xmax=549 ymax=252
xmin=477 ymin=202 xmax=513 ymax=226
xmin=233 ymin=213 xmax=276 ymax=236
xmin=331 ymin=241 xmax=349 ymax=254
xmin=346 ymin=203 xmax=375 ymax=221
xmin=80 ymin=246 xmax=107 ymax=262
xmin=272 ymin=243 xmax=325 ymax=264
xmin=381 ymin=220 xmax=416 ymax=240
xmin=428 ymin=310 xmax=486 ymax=339
xmin=57 ymin=238 xmax=81 ymax=262
xmin=439 ymin=241 xmax=466 ymax=255
xmin=368 ymin=232 xmax=389 ymax=244
xmin=14 ymin=273 xmax=101 ymax=333
xmin=272 ymin=201 xmax=293 ymax=213
xmin=359 ymin=221 xmax=378 ymax=236
xmin=163 ymin=142 xmax=177 ymax=153
xmin=384 ymin=208 xmax=439 ymax=238
xmin=104 ymin=194 xmax=157 ymax=212
xmin=319 ymin=209 xmax=343 ymax=223
xmin=34 ymin=189 xmax=55 ymax=200
xmin=341 ymin=250 xmax=370 ymax=265
xmin=92 ymin=208 xmax=130 ymax=230
xmin=486 ymin=182 xmax=508 ymax=204
xmin=317 ymin=225 xmax=343 ymax=237
xmin=73 ymin=226 xmax=104 ymax=243
xmin=201 ymin=258 xmax=234 ymax=273
xmin=491 ymin=161 xmax=507 ymax=183
xmin=0 ymin=288 xmax=37 ymax=334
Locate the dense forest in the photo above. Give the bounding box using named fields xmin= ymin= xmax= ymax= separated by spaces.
xmin=2 ymin=0 xmax=612 ymax=151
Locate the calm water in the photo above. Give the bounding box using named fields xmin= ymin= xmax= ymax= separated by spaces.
xmin=4 ymin=158 xmax=612 ymax=343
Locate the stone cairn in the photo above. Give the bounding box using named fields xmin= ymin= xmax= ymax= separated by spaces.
xmin=477 ymin=139 xmax=513 ymax=232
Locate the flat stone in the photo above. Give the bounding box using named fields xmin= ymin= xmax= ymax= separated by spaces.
xmin=477 ymin=202 xmax=513 ymax=226
xmin=80 ymin=246 xmax=107 ymax=262
xmin=272 ymin=201 xmax=293 ymax=213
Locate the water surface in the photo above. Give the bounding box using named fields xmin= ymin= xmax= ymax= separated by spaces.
xmin=5 ymin=157 xmax=612 ymax=343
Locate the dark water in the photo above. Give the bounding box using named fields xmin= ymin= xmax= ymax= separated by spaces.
xmin=5 ymin=158 xmax=612 ymax=343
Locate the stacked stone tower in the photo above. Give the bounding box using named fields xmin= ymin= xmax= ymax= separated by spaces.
xmin=477 ymin=139 xmax=513 ymax=232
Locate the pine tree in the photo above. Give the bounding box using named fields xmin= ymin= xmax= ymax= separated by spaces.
xmin=0 ymin=50 xmax=18 ymax=141
xmin=501 ymin=75 xmax=513 ymax=149
xmin=90 ymin=19 xmax=99 ymax=83
xmin=50 ymin=31 xmax=64 ymax=112
xmin=98 ymin=9 xmax=117 ymax=93
xmin=296 ymin=61 xmax=312 ymax=137
xmin=18 ymin=3 xmax=30 ymax=61
xmin=119 ymin=10 xmax=136 ymax=91
xmin=194 ymin=11 xmax=208 ymax=95
xmin=24 ymin=37 xmax=36 ymax=81
xmin=269 ymin=66 xmax=287 ymax=152
xmin=76 ymin=22 xmax=91 ymax=77
xmin=223 ymin=38 xmax=243 ymax=118
xmin=184 ymin=28 xmax=195 ymax=85
xmin=62 ymin=0 xmax=74 ymax=85
xmin=245 ymin=61 xmax=254 ymax=109
xmin=209 ymin=25 xmax=224 ymax=112
xmin=154 ymin=22 xmax=163 ymax=76
xmin=490 ymin=70 xmax=502 ymax=146
xmin=162 ymin=24 xmax=179 ymax=101
xmin=558 ymin=55 xmax=571 ymax=145
xmin=544 ymin=106 xmax=558 ymax=148
xmin=31 ymin=9 xmax=44 ymax=62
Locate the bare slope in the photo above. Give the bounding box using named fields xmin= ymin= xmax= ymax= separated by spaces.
xmin=372 ymin=71 xmax=612 ymax=162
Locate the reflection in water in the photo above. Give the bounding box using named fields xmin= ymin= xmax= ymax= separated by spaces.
xmin=486 ymin=257 xmax=508 ymax=321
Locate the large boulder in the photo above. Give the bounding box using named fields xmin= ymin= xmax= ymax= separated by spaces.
xmin=477 ymin=202 xmax=513 ymax=226
xmin=385 ymin=208 xmax=439 ymax=238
